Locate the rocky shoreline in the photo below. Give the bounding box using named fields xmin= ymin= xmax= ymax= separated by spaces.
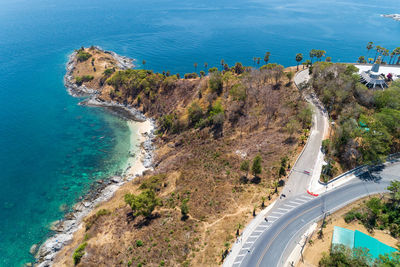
xmin=34 ymin=48 xmax=156 ymax=267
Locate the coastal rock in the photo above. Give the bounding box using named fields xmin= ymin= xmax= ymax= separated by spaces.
xmin=382 ymin=14 xmax=400 ymax=21
xmin=36 ymin=47 xmax=156 ymax=266
xmin=111 ymin=176 xmax=123 ymax=183
xmin=29 ymin=244 xmax=38 ymax=255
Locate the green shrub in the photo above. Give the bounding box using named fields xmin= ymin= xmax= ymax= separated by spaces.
xmin=124 ymin=190 xmax=161 ymax=218
xmin=136 ymin=240 xmax=144 ymax=247
xmin=229 ymin=84 xmax=246 ymax=101
xmin=188 ymin=102 xmax=204 ymax=126
xmin=76 ymin=50 xmax=92 ymax=62
xmin=208 ymin=67 xmax=218 ymax=73
xmin=209 ymin=72 xmax=223 ymax=95
xmin=139 ymin=174 xmax=166 ymax=191
xmin=75 ymin=75 xmax=94 ymax=85
xmin=344 ymin=211 xmax=356 ymax=223
xmin=73 ymin=242 xmax=87 ymax=265
xmin=184 ymin=73 xmax=198 ymax=79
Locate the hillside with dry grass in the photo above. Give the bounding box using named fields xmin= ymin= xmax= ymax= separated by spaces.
xmin=54 ymin=47 xmax=312 ymax=266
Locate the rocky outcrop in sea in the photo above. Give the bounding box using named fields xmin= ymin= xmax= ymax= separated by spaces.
xmin=382 ymin=14 xmax=400 ymax=21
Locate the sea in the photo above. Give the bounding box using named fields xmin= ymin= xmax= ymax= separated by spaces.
xmin=0 ymin=0 xmax=399 ymax=265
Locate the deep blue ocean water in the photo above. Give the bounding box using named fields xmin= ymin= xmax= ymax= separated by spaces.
xmin=0 ymin=0 xmax=399 ymax=265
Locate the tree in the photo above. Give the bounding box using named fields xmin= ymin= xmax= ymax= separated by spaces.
xmin=142 ymin=59 xmax=146 ymax=67
xmin=366 ymin=42 xmax=374 ymax=57
xmin=264 ymin=52 xmax=271 ymax=64
xmin=240 ymin=160 xmax=250 ymax=178
xmin=325 ymin=56 xmax=332 ymax=62
xmin=316 ymin=50 xmax=326 ymax=61
xmin=124 ymin=189 xmax=160 ymax=218
xmin=180 ymin=198 xmax=189 ymax=220
xmin=309 ymin=49 xmax=317 ymax=65
xmin=387 ymin=181 xmax=400 ymax=208
xmin=188 ymin=102 xmax=204 ymax=126
xmin=358 ymin=56 xmax=366 ymax=63
xmin=395 ymin=47 xmax=400 ymax=65
xmin=204 ymin=62 xmax=208 ymax=70
xmin=220 ymin=59 xmax=225 ymax=70
xmin=257 ymin=57 xmax=261 ymax=66
xmin=200 ymin=70 xmax=205 ymax=77
xmin=295 ymin=53 xmax=303 ymax=71
xmin=234 ymin=62 xmax=245 ymax=74
xmin=279 ymin=156 xmax=288 ymax=177
xmin=194 ymin=62 xmax=198 ymax=72
xmin=209 ymin=71 xmax=223 ymax=95
xmin=374 ymin=45 xmax=382 ymax=62
xmin=389 ymin=51 xmax=395 ymax=64
xmin=252 ymin=155 xmax=262 ymax=177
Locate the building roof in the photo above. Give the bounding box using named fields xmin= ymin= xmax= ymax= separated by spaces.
xmin=332 ymin=226 xmax=397 ymax=259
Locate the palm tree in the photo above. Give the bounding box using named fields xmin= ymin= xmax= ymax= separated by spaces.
xmin=394 ymin=47 xmax=400 ymax=65
xmin=253 ymin=57 xmax=257 ymax=66
xmin=295 ymin=53 xmax=303 ymax=71
xmin=381 ymin=49 xmax=389 ymax=63
xmin=220 ymin=59 xmax=225 ymax=71
xmin=374 ymin=45 xmax=382 ymax=62
xmin=264 ymin=52 xmax=271 ymax=64
xmin=309 ymin=49 xmax=317 ymax=65
xmin=366 ymin=42 xmax=374 ymax=58
xmin=389 ymin=51 xmax=395 ymax=65
xmin=257 ymin=57 xmax=261 ymax=66
xmin=316 ymin=50 xmax=326 ymax=61
xmin=204 ymin=62 xmax=208 ymax=70
xmin=142 ymin=59 xmax=146 ymax=67
xmin=194 ymin=62 xmax=198 ymax=72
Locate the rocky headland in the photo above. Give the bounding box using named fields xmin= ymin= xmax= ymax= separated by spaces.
xmin=36 ymin=47 xmax=310 ymax=266
xmin=34 ymin=47 xmax=155 ymax=266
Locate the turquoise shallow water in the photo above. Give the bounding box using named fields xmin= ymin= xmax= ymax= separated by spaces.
xmin=0 ymin=0 xmax=399 ymax=265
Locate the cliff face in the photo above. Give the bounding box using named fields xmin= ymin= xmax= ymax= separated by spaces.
xmin=53 ymin=47 xmax=310 ymax=266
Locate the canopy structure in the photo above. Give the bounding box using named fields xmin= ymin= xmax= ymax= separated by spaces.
xmin=359 ymin=57 xmax=388 ymax=89
xmin=332 ymin=226 xmax=397 ymax=259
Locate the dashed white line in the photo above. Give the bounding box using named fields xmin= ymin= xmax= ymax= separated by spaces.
xmin=283 ymin=204 xmax=296 ymax=208
xmin=277 ymin=208 xmax=289 ymax=212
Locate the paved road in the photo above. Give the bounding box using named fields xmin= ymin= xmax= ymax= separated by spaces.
xmin=282 ymin=70 xmax=328 ymax=197
xmin=225 ymin=69 xmax=329 ymax=266
xmin=235 ymin=162 xmax=400 ymax=267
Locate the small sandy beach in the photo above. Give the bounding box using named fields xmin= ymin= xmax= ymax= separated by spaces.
xmin=124 ymin=119 xmax=154 ymax=177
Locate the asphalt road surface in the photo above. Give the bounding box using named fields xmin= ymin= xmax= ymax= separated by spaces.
xmin=235 ymin=162 xmax=400 ymax=267
xmin=282 ymin=69 xmax=328 ymax=197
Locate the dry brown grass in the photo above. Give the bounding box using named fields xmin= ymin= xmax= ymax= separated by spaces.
xmin=54 ymin=49 xmax=308 ymax=266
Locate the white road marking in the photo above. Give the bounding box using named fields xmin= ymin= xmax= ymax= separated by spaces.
xmin=288 ymin=200 xmax=302 ymax=205
xmin=299 ymin=195 xmax=313 ymax=201
xmin=283 ymin=204 xmax=296 ymax=208
xmin=277 ymin=208 xmax=289 ymax=212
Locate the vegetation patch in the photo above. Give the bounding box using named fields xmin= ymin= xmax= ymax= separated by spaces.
xmin=75 ymin=75 xmax=94 ymax=85
xmin=72 ymin=242 xmax=87 ymax=265
xmin=343 ymin=181 xmax=400 ymax=237
xmin=311 ymin=62 xmax=400 ymax=180
xmin=76 ymin=48 xmax=92 ymax=62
